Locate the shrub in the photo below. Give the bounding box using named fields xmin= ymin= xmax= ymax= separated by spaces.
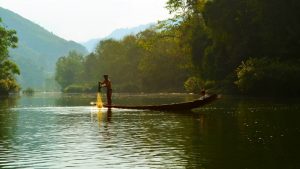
xmin=184 ymin=77 xmax=202 ymax=93
xmin=0 ymin=79 xmax=19 ymax=95
xmin=184 ymin=76 xmax=215 ymax=93
xmin=23 ymin=88 xmax=34 ymax=95
xmin=235 ymin=58 xmax=300 ymax=96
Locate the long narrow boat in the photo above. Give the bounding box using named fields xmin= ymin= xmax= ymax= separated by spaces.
xmin=98 ymin=94 xmax=218 ymax=111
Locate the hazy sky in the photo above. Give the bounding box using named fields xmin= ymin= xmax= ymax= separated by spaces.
xmin=0 ymin=0 xmax=170 ymax=42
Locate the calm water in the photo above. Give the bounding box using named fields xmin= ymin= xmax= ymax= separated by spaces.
xmin=0 ymin=93 xmax=300 ymax=169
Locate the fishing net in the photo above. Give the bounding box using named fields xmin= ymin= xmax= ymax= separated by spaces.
xmin=96 ymin=92 xmax=103 ymax=108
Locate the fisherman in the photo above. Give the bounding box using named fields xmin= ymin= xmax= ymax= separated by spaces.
xmin=99 ymin=75 xmax=112 ymax=105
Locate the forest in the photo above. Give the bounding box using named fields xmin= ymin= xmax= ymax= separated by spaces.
xmin=2 ymin=0 xmax=300 ymax=96
xmin=55 ymin=0 xmax=300 ymax=96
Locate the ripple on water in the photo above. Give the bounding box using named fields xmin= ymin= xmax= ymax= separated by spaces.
xmin=2 ymin=94 xmax=300 ymax=168
xmin=10 ymin=106 xmax=143 ymax=114
xmin=3 ymin=106 xmax=190 ymax=168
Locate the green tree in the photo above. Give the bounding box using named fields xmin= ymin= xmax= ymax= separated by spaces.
xmin=137 ymin=28 xmax=191 ymax=92
xmin=55 ymin=51 xmax=84 ymax=90
xmin=164 ymin=0 xmax=216 ymax=89
xmin=93 ymin=36 xmax=143 ymax=92
xmin=235 ymin=58 xmax=300 ymax=96
xmin=166 ymin=0 xmax=300 ymax=95
xmin=83 ymin=52 xmax=99 ymax=83
xmin=79 ymin=28 xmax=192 ymax=93
xmin=0 ymin=18 xmax=20 ymax=95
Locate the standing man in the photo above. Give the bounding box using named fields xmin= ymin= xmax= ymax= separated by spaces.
xmin=99 ymin=75 xmax=112 ymax=105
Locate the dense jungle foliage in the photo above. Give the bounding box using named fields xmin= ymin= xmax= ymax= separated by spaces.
xmin=55 ymin=0 xmax=300 ymax=96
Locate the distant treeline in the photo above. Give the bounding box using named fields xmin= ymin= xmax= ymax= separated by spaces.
xmin=55 ymin=32 xmax=191 ymax=93
xmin=55 ymin=0 xmax=300 ymax=96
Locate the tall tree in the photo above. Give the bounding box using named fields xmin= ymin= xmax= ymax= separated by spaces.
xmin=55 ymin=51 xmax=84 ymax=90
xmin=0 ymin=18 xmax=20 ymax=95
xmin=137 ymin=29 xmax=191 ymax=92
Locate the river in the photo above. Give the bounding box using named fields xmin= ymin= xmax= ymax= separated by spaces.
xmin=0 ymin=93 xmax=299 ymax=168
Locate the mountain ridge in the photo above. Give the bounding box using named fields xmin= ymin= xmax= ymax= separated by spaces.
xmin=82 ymin=23 xmax=154 ymax=52
xmin=0 ymin=7 xmax=88 ymax=90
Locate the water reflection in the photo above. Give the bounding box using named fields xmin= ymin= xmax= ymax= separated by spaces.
xmin=1 ymin=94 xmax=300 ymax=168
xmin=90 ymin=108 xmax=113 ymax=141
xmin=197 ymin=96 xmax=300 ymax=169
xmin=91 ymin=108 xmax=112 ymax=124
xmin=0 ymin=96 xmax=19 ymax=168
xmin=0 ymin=96 xmax=18 ymax=140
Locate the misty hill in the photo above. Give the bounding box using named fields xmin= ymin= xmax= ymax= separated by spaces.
xmin=0 ymin=7 xmax=88 ymax=90
xmin=82 ymin=23 xmax=154 ymax=52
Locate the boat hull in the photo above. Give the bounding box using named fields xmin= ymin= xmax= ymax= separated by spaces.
xmin=103 ymin=94 xmax=218 ymax=111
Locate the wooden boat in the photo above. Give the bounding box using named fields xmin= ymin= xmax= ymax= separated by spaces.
xmin=93 ymin=94 xmax=218 ymax=111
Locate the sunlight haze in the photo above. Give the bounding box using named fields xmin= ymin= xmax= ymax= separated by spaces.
xmin=0 ymin=0 xmax=170 ymax=42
